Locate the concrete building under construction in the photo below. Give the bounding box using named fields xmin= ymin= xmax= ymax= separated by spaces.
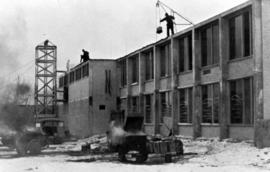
xmin=57 ymin=0 xmax=270 ymax=147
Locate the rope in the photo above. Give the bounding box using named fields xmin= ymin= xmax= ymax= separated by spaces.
xmin=157 ymin=0 xmax=194 ymax=30
xmin=159 ymin=2 xmax=168 ymax=14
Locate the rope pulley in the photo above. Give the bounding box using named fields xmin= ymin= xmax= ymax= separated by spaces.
xmin=155 ymin=0 xmax=194 ymax=35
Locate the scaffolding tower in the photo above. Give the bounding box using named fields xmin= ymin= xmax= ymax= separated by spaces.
xmin=34 ymin=40 xmax=57 ymax=120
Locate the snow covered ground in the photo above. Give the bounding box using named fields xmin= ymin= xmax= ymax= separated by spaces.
xmin=0 ymin=136 xmax=270 ymax=172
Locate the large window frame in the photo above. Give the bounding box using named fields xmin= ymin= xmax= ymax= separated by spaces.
xmin=144 ymin=50 xmax=154 ymax=81
xmin=160 ymin=43 xmax=171 ymax=77
xmin=200 ymin=21 xmax=219 ymax=67
xmin=69 ymin=71 xmax=75 ymax=84
xmin=178 ymin=33 xmax=192 ymax=73
xmin=178 ymin=87 xmax=193 ymax=123
xmin=82 ymin=63 xmax=89 ymax=78
xmin=228 ymin=8 xmax=252 ymax=60
xmin=131 ymin=96 xmax=139 ymax=113
xmin=201 ymin=83 xmax=219 ymax=124
xmin=229 ymin=77 xmax=253 ymax=125
xmin=130 ymin=55 xmax=139 ymax=84
xmin=59 ymin=76 xmax=64 ymax=88
xmin=120 ymin=60 xmax=127 ymax=87
xmin=160 ymin=91 xmax=172 ymax=123
xmin=75 ymin=67 xmax=82 ymax=81
xmin=144 ymin=94 xmax=153 ymax=124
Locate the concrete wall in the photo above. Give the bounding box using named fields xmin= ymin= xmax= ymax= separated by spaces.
xmin=178 ymin=72 xmax=193 ymax=88
xmin=229 ymin=126 xmax=254 ymax=140
xmin=120 ymin=87 xmax=127 ymax=98
xmin=159 ymin=77 xmax=171 ymax=91
xmin=144 ymin=81 xmax=154 ymax=93
xmin=178 ymin=125 xmax=193 ymax=137
xmin=201 ymin=66 xmax=221 ymax=84
xmin=130 ymin=84 xmax=139 ymax=96
xmin=67 ymin=99 xmax=91 ymax=138
xmin=57 ymin=103 xmax=69 ymax=132
xmin=91 ymin=60 xmax=117 ymax=134
xmin=255 ymin=120 xmax=270 ymax=147
xmin=69 ymin=77 xmax=89 ymax=102
xmin=228 ymin=58 xmax=253 ymax=80
xmin=201 ymin=125 xmax=220 ymax=138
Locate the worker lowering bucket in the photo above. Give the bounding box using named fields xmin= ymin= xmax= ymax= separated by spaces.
xmin=156 ymin=26 xmax=163 ymax=34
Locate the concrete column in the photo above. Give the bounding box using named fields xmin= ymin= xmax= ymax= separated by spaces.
xmin=193 ymin=29 xmax=202 ymax=138
xmin=138 ymin=53 xmax=144 ymax=118
xmin=126 ymin=57 xmax=131 ymax=116
xmin=253 ymin=0 xmax=264 ymax=122
xmin=154 ymin=45 xmax=160 ymax=134
xmin=171 ymin=37 xmax=179 ymax=135
xmin=219 ymin=18 xmax=229 ymax=139
xmin=253 ymin=0 xmax=270 ymax=147
xmin=261 ymin=0 xmax=270 ymax=120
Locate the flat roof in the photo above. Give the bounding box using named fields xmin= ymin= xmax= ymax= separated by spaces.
xmin=116 ymin=0 xmax=251 ymax=61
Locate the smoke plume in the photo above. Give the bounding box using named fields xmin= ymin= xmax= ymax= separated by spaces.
xmin=0 ymin=80 xmax=33 ymax=135
xmin=109 ymin=121 xmax=126 ymax=146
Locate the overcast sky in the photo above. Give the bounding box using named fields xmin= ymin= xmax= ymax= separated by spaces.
xmin=0 ymin=0 xmax=248 ymax=86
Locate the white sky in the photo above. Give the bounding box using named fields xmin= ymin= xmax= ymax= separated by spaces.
xmin=0 ymin=0 xmax=248 ymax=86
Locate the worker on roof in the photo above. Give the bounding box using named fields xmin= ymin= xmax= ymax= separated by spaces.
xmin=160 ymin=13 xmax=175 ymax=37
xmin=80 ymin=49 xmax=90 ymax=63
xmin=44 ymin=40 xmax=49 ymax=46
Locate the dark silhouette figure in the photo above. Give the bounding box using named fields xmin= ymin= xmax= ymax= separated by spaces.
xmin=44 ymin=40 xmax=49 ymax=46
xmin=160 ymin=13 xmax=175 ymax=37
xmin=80 ymin=49 xmax=90 ymax=63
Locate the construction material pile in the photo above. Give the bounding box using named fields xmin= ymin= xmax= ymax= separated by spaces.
xmin=80 ymin=134 xmax=109 ymax=154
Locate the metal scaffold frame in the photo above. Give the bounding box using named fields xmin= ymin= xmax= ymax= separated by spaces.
xmin=34 ymin=40 xmax=57 ymax=120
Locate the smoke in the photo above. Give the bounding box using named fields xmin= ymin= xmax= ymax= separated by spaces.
xmin=108 ymin=121 xmax=126 ymax=146
xmin=0 ymin=121 xmax=16 ymax=136
xmin=0 ymin=80 xmax=33 ymax=134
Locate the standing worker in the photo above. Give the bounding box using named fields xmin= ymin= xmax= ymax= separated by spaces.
xmin=80 ymin=49 xmax=90 ymax=63
xmin=160 ymin=13 xmax=175 ymax=37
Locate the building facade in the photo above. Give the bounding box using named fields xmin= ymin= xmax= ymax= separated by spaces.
xmin=117 ymin=0 xmax=270 ymax=144
xmin=58 ymin=59 xmax=117 ymax=138
xmin=57 ymin=0 xmax=270 ymax=146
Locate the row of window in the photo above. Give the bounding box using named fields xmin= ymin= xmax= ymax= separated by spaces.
xmin=119 ymin=8 xmax=252 ymax=86
xmin=129 ymin=77 xmax=253 ymax=125
xmin=69 ymin=63 xmax=89 ymax=84
xmin=59 ymin=63 xmax=89 ymax=87
xmin=59 ymin=74 xmax=68 ymax=88
xmin=178 ymin=77 xmax=253 ymax=124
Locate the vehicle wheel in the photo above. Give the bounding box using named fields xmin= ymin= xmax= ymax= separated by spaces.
xmin=15 ymin=141 xmax=26 ymax=156
xmin=118 ymin=146 xmax=127 ymax=162
xmin=135 ymin=152 xmax=148 ymax=163
xmin=164 ymin=153 xmax=172 ymax=163
xmin=175 ymin=140 xmax=184 ymax=155
xmin=27 ymin=140 xmax=41 ymax=155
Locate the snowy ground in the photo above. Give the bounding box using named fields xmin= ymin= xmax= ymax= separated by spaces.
xmin=0 ymin=135 xmax=270 ymax=172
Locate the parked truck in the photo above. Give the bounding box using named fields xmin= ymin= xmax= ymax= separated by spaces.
xmin=108 ymin=115 xmax=184 ymax=163
xmin=0 ymin=119 xmax=64 ymax=156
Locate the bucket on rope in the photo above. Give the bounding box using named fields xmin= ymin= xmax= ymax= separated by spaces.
xmin=156 ymin=26 xmax=163 ymax=34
